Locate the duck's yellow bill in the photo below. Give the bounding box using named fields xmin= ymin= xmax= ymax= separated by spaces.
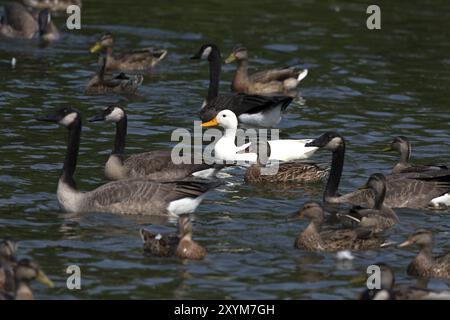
xmin=90 ymin=42 xmax=102 ymax=54
xmin=358 ymin=183 xmax=369 ymax=190
xmin=382 ymin=146 xmax=393 ymax=152
xmin=398 ymin=240 xmax=412 ymax=248
xmin=201 ymin=118 xmax=219 ymax=127
xmin=36 ymin=270 xmax=54 ymax=288
xmin=224 ymin=53 xmax=236 ymax=64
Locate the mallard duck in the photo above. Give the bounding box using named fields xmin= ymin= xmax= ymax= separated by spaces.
xmin=85 ymin=49 xmax=144 ymax=95
xmin=0 ymin=238 xmax=18 ymax=298
xmin=90 ymin=33 xmax=168 ymax=72
xmin=201 ymin=109 xmax=318 ymax=163
xmin=359 ymin=263 xmax=450 ymax=300
xmin=140 ymin=214 xmax=206 ymax=260
xmin=305 ymin=132 xmax=450 ymax=209
xmin=0 ymin=3 xmax=59 ymax=42
xmin=191 ymin=44 xmax=293 ymax=127
xmin=89 ymin=105 xmax=223 ymax=180
xmin=337 ymin=173 xmax=399 ymax=233
xmin=225 ymin=46 xmax=308 ymax=97
xmin=291 ymin=201 xmax=385 ymax=252
xmin=245 ymin=160 xmax=329 ymax=184
xmin=23 ymin=0 xmax=82 ymax=12
xmin=399 ymin=230 xmax=450 ymax=279
xmin=13 ymin=259 xmax=54 ymax=300
xmin=36 ymin=107 xmax=222 ymax=216
xmin=383 ymin=136 xmax=448 ymax=174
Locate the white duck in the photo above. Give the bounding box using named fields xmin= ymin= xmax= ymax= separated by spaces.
xmin=201 ymin=109 xmax=318 ymax=163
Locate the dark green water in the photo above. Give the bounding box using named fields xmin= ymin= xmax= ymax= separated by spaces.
xmin=0 ymin=0 xmax=449 ymax=299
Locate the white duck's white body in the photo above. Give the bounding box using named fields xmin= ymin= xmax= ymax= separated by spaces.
xmin=202 ymin=110 xmax=318 ymax=163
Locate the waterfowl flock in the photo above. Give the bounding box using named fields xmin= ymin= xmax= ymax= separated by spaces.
xmin=1 ymin=1 xmax=449 ymax=300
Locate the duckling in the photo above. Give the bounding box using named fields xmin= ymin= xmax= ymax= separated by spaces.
xmin=244 ymin=160 xmax=329 ymax=184
xmin=399 ymin=230 xmax=450 ymax=279
xmin=23 ymin=0 xmax=82 ymax=12
xmin=359 ymin=263 xmax=450 ymax=300
xmin=13 ymin=259 xmax=54 ymax=300
xmin=291 ymin=201 xmax=385 ymax=252
xmin=0 ymin=3 xmax=59 ymax=42
xmin=337 ymin=173 xmax=399 ymax=234
xmin=140 ymin=214 xmax=206 ymax=260
xmin=0 ymin=238 xmax=18 ymax=297
xmin=90 ymin=33 xmax=168 ymax=72
xmin=225 ymin=46 xmax=308 ymax=97
xmin=383 ymin=136 xmax=448 ymax=175
xmin=85 ymin=48 xmax=144 ymax=95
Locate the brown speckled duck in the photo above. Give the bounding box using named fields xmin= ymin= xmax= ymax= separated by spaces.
xmin=245 ymin=160 xmax=329 ymax=185
xmin=337 ymin=173 xmax=400 ymax=234
xmin=292 ymin=201 xmax=385 ymax=252
xmin=85 ymin=48 xmax=144 ymax=95
xmin=13 ymin=259 xmax=54 ymax=300
xmin=140 ymin=214 xmax=206 ymax=260
xmin=225 ymin=46 xmax=308 ymax=97
xmin=359 ymin=263 xmax=450 ymax=300
xmin=399 ymin=230 xmax=450 ymax=279
xmin=90 ymin=33 xmax=168 ymax=72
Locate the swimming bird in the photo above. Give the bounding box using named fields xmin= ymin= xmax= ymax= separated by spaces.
xmin=359 ymin=263 xmax=450 ymax=300
xmin=89 ymin=105 xmax=223 ymax=181
xmin=0 ymin=238 xmax=18 ymax=298
xmin=140 ymin=214 xmax=206 ymax=260
xmin=90 ymin=33 xmax=168 ymax=72
xmin=85 ymin=48 xmax=144 ymax=95
xmin=224 ymin=46 xmax=308 ymax=97
xmin=23 ymin=0 xmax=82 ymax=12
xmin=337 ymin=173 xmax=399 ymax=234
xmin=399 ymin=230 xmax=450 ymax=279
xmin=305 ymin=132 xmax=450 ymax=209
xmin=201 ymin=109 xmax=317 ymax=163
xmin=291 ymin=201 xmax=385 ymax=252
xmin=13 ymin=259 xmax=54 ymax=300
xmin=0 ymin=3 xmax=59 ymax=42
xmin=36 ymin=107 xmax=221 ymax=216
xmin=191 ymin=44 xmax=293 ymax=128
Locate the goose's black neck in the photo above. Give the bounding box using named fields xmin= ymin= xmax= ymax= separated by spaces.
xmin=113 ymin=115 xmax=127 ymax=157
xmin=324 ymin=144 xmax=345 ymax=201
xmin=62 ymin=119 xmax=81 ymax=189
xmin=207 ymin=47 xmax=222 ymax=102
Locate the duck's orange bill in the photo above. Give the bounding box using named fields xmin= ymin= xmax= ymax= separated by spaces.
xmin=201 ymin=118 xmax=219 ymax=127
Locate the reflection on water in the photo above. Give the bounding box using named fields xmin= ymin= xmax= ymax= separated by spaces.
xmin=0 ymin=0 xmax=449 ymax=299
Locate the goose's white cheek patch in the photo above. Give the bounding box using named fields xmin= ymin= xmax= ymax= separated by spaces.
xmin=59 ymin=112 xmax=78 ymax=126
xmin=201 ymin=46 xmax=212 ymax=59
xmin=105 ymin=108 xmax=125 ymax=122
xmin=326 ymin=137 xmax=343 ymax=150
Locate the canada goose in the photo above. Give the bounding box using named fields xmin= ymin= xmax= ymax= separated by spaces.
xmin=0 ymin=238 xmax=18 ymax=297
xmin=201 ymin=109 xmax=318 ymax=163
xmin=383 ymin=136 xmax=448 ymax=174
xmin=90 ymin=33 xmax=168 ymax=72
xmin=224 ymin=46 xmax=308 ymax=97
xmin=337 ymin=173 xmax=399 ymax=234
xmin=305 ymin=132 xmax=450 ymax=209
xmin=245 ymin=160 xmax=329 ymax=184
xmin=291 ymin=201 xmax=385 ymax=252
xmin=191 ymin=44 xmax=293 ymax=128
xmin=36 ymin=107 xmax=221 ymax=216
xmin=140 ymin=214 xmax=206 ymax=260
xmin=398 ymin=230 xmax=450 ymax=279
xmin=0 ymin=3 xmax=59 ymax=42
xmin=85 ymin=48 xmax=144 ymax=95
xmin=13 ymin=259 xmax=54 ymax=300
xmin=23 ymin=0 xmax=82 ymax=12
xmin=89 ymin=105 xmax=223 ymax=180
xmin=359 ymin=263 xmax=450 ymax=300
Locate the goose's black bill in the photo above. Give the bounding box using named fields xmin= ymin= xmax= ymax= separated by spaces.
xmin=89 ymin=114 xmax=105 ymax=122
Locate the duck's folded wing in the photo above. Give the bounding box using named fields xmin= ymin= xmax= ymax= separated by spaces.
xmin=250 ymin=67 xmax=300 ymax=83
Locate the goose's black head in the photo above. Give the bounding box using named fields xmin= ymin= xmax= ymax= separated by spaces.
xmin=36 ymin=107 xmax=81 ymax=128
xmin=305 ymin=132 xmax=345 ymax=151
xmin=89 ymin=105 xmax=126 ymax=123
xmin=190 ymin=44 xmax=220 ymax=61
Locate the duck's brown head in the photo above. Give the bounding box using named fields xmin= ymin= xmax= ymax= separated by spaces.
xmin=398 ymin=229 xmax=433 ymax=248
xmin=225 ymin=46 xmax=248 ymax=64
xmin=90 ymin=33 xmax=114 ymax=53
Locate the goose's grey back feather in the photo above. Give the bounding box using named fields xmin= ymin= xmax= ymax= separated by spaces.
xmin=199 ymin=93 xmax=292 ymax=122
xmin=78 ymin=179 xmax=221 ymax=215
